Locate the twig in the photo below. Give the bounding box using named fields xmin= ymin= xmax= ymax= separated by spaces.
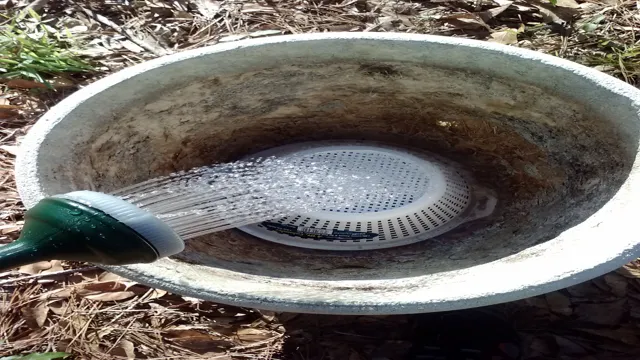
xmin=231 ymin=334 xmax=284 ymax=351
xmin=0 ymin=266 xmax=99 ymax=287
xmin=0 ymin=270 xmax=17 ymax=279
xmin=78 ymin=6 xmax=171 ymax=57
xmin=67 ymin=301 xmax=100 ymax=347
xmin=105 ymin=315 xmax=138 ymax=355
xmin=104 ymin=290 xmax=146 ymax=327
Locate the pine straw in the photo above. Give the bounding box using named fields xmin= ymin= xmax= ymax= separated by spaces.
xmin=1 ymin=268 xmax=283 ymax=359
xmin=0 ymin=94 xmax=29 ymax=245
xmin=566 ymin=0 xmax=640 ymax=84
xmin=1 ymin=0 xmax=640 ymax=358
xmin=2 ymin=263 xmax=640 ymax=359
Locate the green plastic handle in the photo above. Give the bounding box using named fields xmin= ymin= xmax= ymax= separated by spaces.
xmin=0 ymin=197 xmax=159 ymax=271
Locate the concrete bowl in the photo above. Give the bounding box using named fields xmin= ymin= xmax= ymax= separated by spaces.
xmin=15 ymin=33 xmax=640 ymax=314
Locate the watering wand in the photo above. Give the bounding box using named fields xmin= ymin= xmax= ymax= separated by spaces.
xmin=0 ymin=191 xmax=184 ymax=272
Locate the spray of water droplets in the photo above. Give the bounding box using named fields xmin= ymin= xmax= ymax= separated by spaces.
xmin=110 ymin=156 xmax=391 ymax=239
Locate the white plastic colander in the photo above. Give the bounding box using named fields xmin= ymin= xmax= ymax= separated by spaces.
xmin=238 ymin=141 xmax=494 ymax=250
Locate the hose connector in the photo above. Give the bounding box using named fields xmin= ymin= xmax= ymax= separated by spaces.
xmin=0 ymin=191 xmax=184 ymax=271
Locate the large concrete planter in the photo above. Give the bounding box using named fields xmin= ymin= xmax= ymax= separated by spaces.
xmin=16 ymin=33 xmax=640 ymax=314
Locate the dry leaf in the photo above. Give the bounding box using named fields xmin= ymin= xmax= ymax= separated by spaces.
xmin=553 ymin=335 xmax=589 ymax=355
xmin=42 ymin=260 xmax=64 ymax=274
xmin=5 ymin=78 xmax=48 ymax=89
xmin=80 ymin=281 xmax=127 ymax=293
xmin=349 ymin=350 xmax=366 ymax=360
xmin=0 ymin=97 xmax=20 ymax=118
xmin=576 ymin=325 xmax=640 ymax=345
xmin=554 ymin=0 xmax=579 ymax=8
xmin=39 ymin=287 xmax=74 ymax=300
xmin=181 ymin=296 xmax=204 ymax=304
xmin=127 ymin=284 xmax=153 ymax=296
xmin=530 ymin=0 xmax=579 ymax=24
xmin=0 ymin=108 xmax=20 ymax=119
xmin=56 ymin=339 xmax=71 ymax=353
xmin=617 ymin=262 xmax=640 ymax=278
xmin=536 ymin=7 xmax=569 ymax=24
xmin=575 ymin=299 xmax=625 ymax=326
xmin=144 ymin=288 xmax=168 ymax=300
xmin=327 ymin=343 xmax=352 ymax=360
xmin=21 ymin=303 xmax=49 ymax=328
xmin=98 ymin=272 xmax=129 ymax=282
xmin=258 ymin=310 xmax=276 ymax=322
xmin=478 ymin=2 xmax=513 ymax=22
xmin=165 ymin=329 xmax=234 ymax=352
xmin=19 ymin=261 xmax=52 ymax=275
xmin=0 ymin=145 xmax=19 ymax=156
xmin=120 ymin=40 xmax=145 ymax=53
xmin=529 ymin=336 xmax=554 ymax=355
xmin=489 ymin=29 xmax=518 ymax=44
xmin=545 ymin=292 xmax=572 ymax=316
xmin=0 ymin=224 xmax=22 ymax=234
xmin=604 ymin=273 xmax=628 ymax=296
xmin=442 ymin=13 xmax=491 ymax=30
xmin=630 ymin=298 xmax=640 ymax=318
xmin=5 ymin=77 xmax=74 ymax=89
xmin=84 ymin=291 xmax=136 ymax=302
xmin=524 ymin=296 xmax=549 ymax=309
xmin=96 ymin=327 xmax=114 ymax=340
xmin=236 ymin=328 xmax=275 ymax=342
xmin=48 ymin=300 xmax=69 ymax=316
xmin=567 ymin=281 xmax=607 ymax=298
xmin=110 ymin=339 xmax=136 ymax=359
xmin=592 ymin=276 xmax=611 ymax=293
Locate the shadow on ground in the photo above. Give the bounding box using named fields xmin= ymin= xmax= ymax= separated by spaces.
xmin=277 ymin=272 xmax=640 ymax=359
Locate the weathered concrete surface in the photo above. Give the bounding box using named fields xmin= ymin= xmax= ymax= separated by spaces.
xmin=15 ymin=33 xmax=640 ymax=314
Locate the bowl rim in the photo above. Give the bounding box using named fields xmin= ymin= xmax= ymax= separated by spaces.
xmin=15 ymin=32 xmax=640 ymax=314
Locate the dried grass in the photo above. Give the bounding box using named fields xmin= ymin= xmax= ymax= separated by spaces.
xmin=1 ymin=0 xmax=640 ymax=358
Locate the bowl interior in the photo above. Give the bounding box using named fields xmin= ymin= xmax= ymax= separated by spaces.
xmin=20 ymin=35 xmax=640 ymax=312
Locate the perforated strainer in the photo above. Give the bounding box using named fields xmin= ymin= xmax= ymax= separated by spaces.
xmin=238 ymin=141 xmax=496 ymax=250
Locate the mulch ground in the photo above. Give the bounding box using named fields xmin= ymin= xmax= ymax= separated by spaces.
xmin=1 ymin=0 xmax=640 ymax=359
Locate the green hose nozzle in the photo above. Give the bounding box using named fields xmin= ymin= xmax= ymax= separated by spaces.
xmin=0 ymin=192 xmax=184 ymax=272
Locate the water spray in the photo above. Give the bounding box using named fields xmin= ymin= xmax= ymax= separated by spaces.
xmin=0 ymin=142 xmax=494 ymax=272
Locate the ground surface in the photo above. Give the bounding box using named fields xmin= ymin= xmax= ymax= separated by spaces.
xmin=1 ymin=0 xmax=640 ymax=359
